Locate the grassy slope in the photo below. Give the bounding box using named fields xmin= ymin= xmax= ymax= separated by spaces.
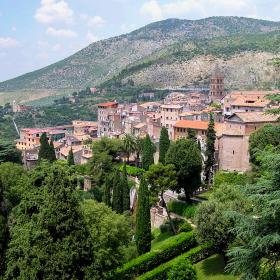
xmin=195 ymin=254 xmax=239 ymax=280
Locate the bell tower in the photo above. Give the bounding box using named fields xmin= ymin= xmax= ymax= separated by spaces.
xmin=209 ymin=65 xmax=224 ymax=102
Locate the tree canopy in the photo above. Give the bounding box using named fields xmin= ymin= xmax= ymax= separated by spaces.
xmin=165 ymin=139 xmax=202 ymax=201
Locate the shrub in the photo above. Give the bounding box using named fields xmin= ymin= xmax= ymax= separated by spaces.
xmin=114 ymin=232 xmax=196 ymax=279
xmin=213 ymin=171 xmax=249 ymax=189
xmin=120 ymin=165 xmax=145 ymax=177
xmin=167 ymin=260 xmax=197 ymax=280
xmin=137 ymin=245 xmax=213 ymax=280
xmin=178 ymin=221 xmax=192 ymax=233
xmin=167 ymin=201 xmax=197 ymax=219
xmin=159 ymin=223 xmax=171 ymax=234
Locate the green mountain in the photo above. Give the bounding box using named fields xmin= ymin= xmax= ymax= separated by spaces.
xmin=1 ymin=16 xmax=280 ymax=93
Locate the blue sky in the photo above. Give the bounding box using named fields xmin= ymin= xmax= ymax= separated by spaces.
xmin=1 ymin=0 xmax=280 ymax=82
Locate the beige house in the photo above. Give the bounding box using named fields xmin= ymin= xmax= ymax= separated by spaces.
xmin=97 ymin=102 xmax=121 ymax=136
xmin=218 ymin=112 xmax=279 ymax=172
xmin=160 ymin=104 xmax=183 ymax=139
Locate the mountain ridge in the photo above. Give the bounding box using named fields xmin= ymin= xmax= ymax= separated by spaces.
xmin=1 ymin=16 xmax=280 ymax=93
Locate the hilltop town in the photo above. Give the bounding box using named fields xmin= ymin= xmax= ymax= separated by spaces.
xmin=15 ymin=66 xmax=280 ymax=174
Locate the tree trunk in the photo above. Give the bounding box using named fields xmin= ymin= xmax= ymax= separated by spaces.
xmin=127 ymin=152 xmax=130 ymax=164
xmin=184 ymin=187 xmax=192 ymax=203
xmin=161 ymin=192 xmax=176 ymax=235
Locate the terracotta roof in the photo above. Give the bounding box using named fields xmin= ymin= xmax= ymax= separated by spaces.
xmin=134 ymin=122 xmax=146 ymax=129
xmin=174 ymin=120 xmax=224 ymax=135
xmin=174 ymin=120 xmax=209 ymax=130
xmin=60 ymin=145 xmax=83 ymax=157
xmin=229 ymin=112 xmax=279 ymax=123
xmin=231 ymin=98 xmax=270 ymax=107
xmin=97 ymin=101 xmax=118 ymax=108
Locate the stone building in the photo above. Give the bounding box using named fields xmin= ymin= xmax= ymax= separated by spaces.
xmin=160 ymin=104 xmax=183 ymax=139
xmin=209 ymin=65 xmax=224 ymax=102
xmin=97 ymin=101 xmax=121 ymax=136
xmin=218 ymin=112 xmax=279 ymax=172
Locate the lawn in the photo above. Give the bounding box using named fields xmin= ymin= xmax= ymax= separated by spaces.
xmin=195 ymin=254 xmax=239 ymax=280
xmin=194 ymin=190 xmax=212 ymax=200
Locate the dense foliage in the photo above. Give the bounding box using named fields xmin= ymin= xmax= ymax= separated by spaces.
xmin=158 ymin=127 xmax=170 ymax=165
xmin=165 ymin=139 xmax=202 ymax=201
xmin=136 ymin=177 xmax=151 ymax=255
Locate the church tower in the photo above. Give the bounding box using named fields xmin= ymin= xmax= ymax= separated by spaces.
xmin=209 ymin=65 xmax=224 ymax=102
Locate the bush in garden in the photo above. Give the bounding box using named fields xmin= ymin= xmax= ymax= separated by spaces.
xmin=167 ymin=260 xmax=197 ymax=280
xmin=178 ymin=221 xmax=192 ymax=233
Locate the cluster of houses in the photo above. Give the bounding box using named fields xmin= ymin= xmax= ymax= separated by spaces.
xmin=16 ymin=120 xmax=97 ymax=169
xmin=16 ymin=67 xmax=280 ymax=172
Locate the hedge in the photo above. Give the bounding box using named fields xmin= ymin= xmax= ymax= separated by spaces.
xmin=137 ymin=244 xmax=214 ymax=280
xmin=114 ymin=232 xmax=196 ymax=279
xmin=167 ymin=200 xmax=197 ymax=218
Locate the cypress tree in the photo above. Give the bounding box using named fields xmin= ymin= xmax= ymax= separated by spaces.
xmin=68 ymin=147 xmax=75 ymax=166
xmin=136 ymin=176 xmax=151 ymax=255
xmin=48 ymin=140 xmax=57 ymax=162
xmin=102 ymin=176 xmax=111 ymax=207
xmin=204 ymin=113 xmax=216 ymax=186
xmin=159 ymin=127 xmax=170 ymax=164
xmin=142 ymin=135 xmax=154 ymax=170
xmin=112 ymin=171 xmax=123 ymax=214
xmin=38 ymin=133 xmax=50 ymax=161
xmin=122 ymin=162 xmax=130 ymax=212
xmin=187 ymin=128 xmax=196 ymax=141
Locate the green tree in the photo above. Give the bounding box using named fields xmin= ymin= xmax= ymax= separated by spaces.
xmin=141 ymin=134 xmax=155 ymax=170
xmin=122 ymin=162 xmax=130 ymax=212
xmin=102 ymin=175 xmax=111 ymax=207
xmin=135 ymin=176 xmax=151 ymax=255
xmin=81 ymin=200 xmax=132 ymax=279
xmin=187 ymin=128 xmax=196 ymax=141
xmin=165 ymin=139 xmax=202 ymax=201
xmin=0 ymin=179 xmax=8 ymax=275
xmin=226 ymin=148 xmax=280 ymax=279
xmin=5 ymin=163 xmax=93 ymax=280
xmin=67 ymin=147 xmax=75 ymax=166
xmin=135 ymin=136 xmax=144 ymax=167
xmin=195 ymin=184 xmax=248 ymax=260
xmin=204 ymin=113 xmax=216 ymax=186
xmin=167 ymin=260 xmax=197 ymax=280
xmin=123 ymin=134 xmax=136 ymax=164
xmin=112 ymin=171 xmax=123 ymax=214
xmin=146 ymin=163 xmax=177 ymax=234
xmin=0 ymin=141 xmax=21 ymax=164
xmin=38 ymin=132 xmax=50 ymax=161
xmin=159 ymin=127 xmax=170 ymax=164
xmin=249 ymin=124 xmax=280 ymax=166
xmin=48 ymin=140 xmax=57 ymax=162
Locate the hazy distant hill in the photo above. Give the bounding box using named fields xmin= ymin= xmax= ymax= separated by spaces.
xmin=1 ymin=16 xmax=280 ymax=92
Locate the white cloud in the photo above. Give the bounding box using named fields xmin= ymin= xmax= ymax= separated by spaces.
xmin=0 ymin=37 xmax=19 ymax=48
xmin=35 ymin=0 xmax=73 ymax=24
xmin=11 ymin=26 xmax=17 ymax=32
xmin=80 ymin=14 xmax=106 ymax=27
xmin=140 ymin=0 xmax=163 ymax=21
xmin=86 ymin=32 xmax=99 ymax=43
xmin=46 ymin=27 xmax=77 ymax=38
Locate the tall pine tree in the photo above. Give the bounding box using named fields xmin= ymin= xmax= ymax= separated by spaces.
xmin=142 ymin=135 xmax=154 ymax=170
xmin=122 ymin=162 xmax=130 ymax=212
xmin=159 ymin=127 xmax=170 ymax=164
xmin=204 ymin=113 xmax=216 ymax=186
xmin=102 ymin=175 xmax=111 ymax=207
xmin=48 ymin=140 xmax=57 ymax=162
xmin=135 ymin=176 xmax=151 ymax=255
xmin=68 ymin=147 xmax=75 ymax=166
xmin=38 ymin=133 xmax=50 ymax=161
xmin=112 ymin=171 xmax=123 ymax=214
